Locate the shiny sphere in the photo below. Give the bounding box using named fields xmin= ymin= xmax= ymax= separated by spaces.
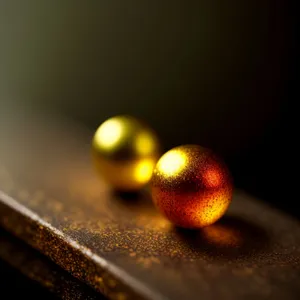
xmin=92 ymin=115 xmax=160 ymax=191
xmin=151 ymin=145 xmax=233 ymax=229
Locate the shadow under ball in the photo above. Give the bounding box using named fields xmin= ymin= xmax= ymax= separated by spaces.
xmin=92 ymin=115 xmax=160 ymax=191
xmin=151 ymin=145 xmax=233 ymax=229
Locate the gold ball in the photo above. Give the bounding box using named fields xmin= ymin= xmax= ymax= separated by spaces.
xmin=151 ymin=145 xmax=233 ymax=229
xmin=92 ymin=115 xmax=160 ymax=191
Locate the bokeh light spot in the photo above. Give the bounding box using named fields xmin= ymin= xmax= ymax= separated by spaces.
xmin=134 ymin=159 xmax=155 ymax=184
xmin=94 ymin=119 xmax=123 ymax=151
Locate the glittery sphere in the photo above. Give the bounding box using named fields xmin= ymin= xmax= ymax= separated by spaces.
xmin=92 ymin=115 xmax=160 ymax=191
xmin=151 ymin=145 xmax=233 ymax=229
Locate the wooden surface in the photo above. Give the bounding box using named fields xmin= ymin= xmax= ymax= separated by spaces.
xmin=0 ymin=258 xmax=58 ymax=300
xmin=1 ymin=109 xmax=300 ymax=300
xmin=0 ymin=228 xmax=103 ymax=299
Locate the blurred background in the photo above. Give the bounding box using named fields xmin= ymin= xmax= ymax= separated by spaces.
xmin=0 ymin=1 xmax=296 ymax=215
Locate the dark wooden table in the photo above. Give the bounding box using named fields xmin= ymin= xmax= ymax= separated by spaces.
xmin=0 ymin=227 xmax=103 ymax=299
xmin=1 ymin=108 xmax=300 ymax=300
xmin=0 ymin=257 xmax=59 ymax=300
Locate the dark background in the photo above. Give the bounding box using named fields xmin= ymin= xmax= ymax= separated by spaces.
xmin=0 ymin=1 xmax=297 ymax=216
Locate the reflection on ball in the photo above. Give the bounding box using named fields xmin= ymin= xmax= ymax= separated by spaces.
xmin=92 ymin=115 xmax=160 ymax=191
xmin=151 ymin=145 xmax=233 ymax=229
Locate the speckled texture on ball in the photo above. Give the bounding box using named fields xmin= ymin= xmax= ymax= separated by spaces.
xmin=151 ymin=145 xmax=233 ymax=229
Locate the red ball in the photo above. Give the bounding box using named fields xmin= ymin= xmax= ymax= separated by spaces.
xmin=151 ymin=145 xmax=233 ymax=229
